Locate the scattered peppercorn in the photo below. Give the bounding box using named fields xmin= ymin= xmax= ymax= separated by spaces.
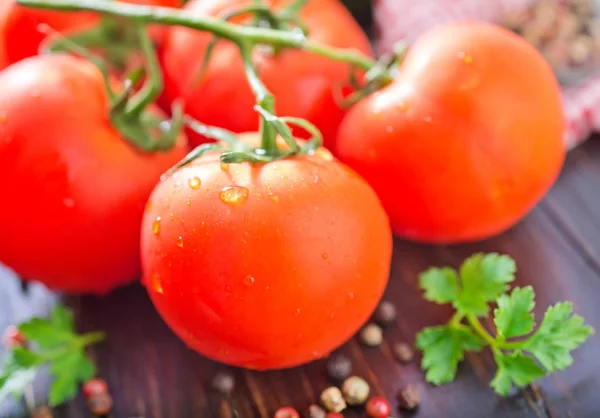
xmin=374 ymin=301 xmax=396 ymax=327
xmin=31 ymin=406 xmax=53 ymax=418
xmin=366 ymin=396 xmax=391 ymax=418
xmin=341 ymin=376 xmax=370 ymax=405
xmin=320 ymin=386 xmax=346 ymax=413
xmin=392 ymin=342 xmax=414 ymax=364
xmin=274 ymin=406 xmax=300 ymax=418
xmin=326 ymin=413 xmax=343 ymax=418
xmin=359 ymin=324 xmax=383 ymax=347
xmin=211 ymin=371 xmax=235 ymax=395
xmin=82 ymin=378 xmax=108 ymax=399
xmin=87 ymin=392 xmax=113 ymax=416
xmin=397 ymin=384 xmax=421 ymax=411
xmin=326 ymin=353 xmax=352 ymax=382
xmin=307 ymin=404 xmax=327 ymax=418
xmin=2 ymin=325 xmax=26 ymax=349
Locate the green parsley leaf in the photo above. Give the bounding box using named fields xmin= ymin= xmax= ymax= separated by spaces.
xmin=523 ymin=302 xmax=594 ymax=372
xmin=455 ymin=253 xmax=516 ymax=316
xmin=416 ymin=324 xmax=484 ymax=385
xmin=0 ymin=304 xmax=105 ymax=408
xmin=419 ymin=267 xmax=460 ymax=304
xmin=490 ymin=351 xmax=546 ymax=396
xmin=494 ymin=286 xmax=536 ymax=339
xmin=18 ymin=317 xmax=73 ymax=349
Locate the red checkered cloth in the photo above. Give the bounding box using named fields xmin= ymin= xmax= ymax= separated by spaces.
xmin=373 ymin=0 xmax=598 ymax=149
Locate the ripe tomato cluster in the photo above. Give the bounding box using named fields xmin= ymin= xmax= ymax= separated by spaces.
xmin=0 ymin=0 xmax=565 ymax=369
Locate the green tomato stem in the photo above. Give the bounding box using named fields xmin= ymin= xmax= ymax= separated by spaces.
xmin=124 ymin=24 xmax=163 ymax=117
xmin=16 ymin=0 xmax=382 ymax=76
xmin=76 ymin=331 xmax=107 ymax=348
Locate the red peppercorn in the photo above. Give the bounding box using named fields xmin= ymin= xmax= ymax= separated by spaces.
xmin=82 ymin=378 xmax=108 ymax=399
xmin=274 ymin=406 xmax=300 ymax=418
xmin=326 ymin=413 xmax=344 ymax=418
xmin=366 ymin=396 xmax=391 ymax=418
xmin=2 ymin=325 xmax=26 ymax=349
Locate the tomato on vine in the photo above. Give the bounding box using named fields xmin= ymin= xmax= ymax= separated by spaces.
xmin=141 ymin=133 xmax=392 ymax=369
xmin=0 ymin=52 xmax=187 ymax=293
xmin=160 ymin=0 xmax=372 ymax=150
xmin=337 ymin=22 xmax=565 ymax=243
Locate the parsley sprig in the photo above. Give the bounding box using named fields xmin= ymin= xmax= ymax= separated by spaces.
xmin=0 ymin=305 xmax=105 ymax=406
xmin=416 ymin=253 xmax=594 ymax=396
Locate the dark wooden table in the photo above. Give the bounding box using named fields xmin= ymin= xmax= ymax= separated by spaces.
xmin=1 ymin=137 xmax=600 ymax=418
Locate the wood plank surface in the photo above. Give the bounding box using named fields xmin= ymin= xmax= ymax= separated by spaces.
xmin=1 ymin=138 xmax=600 ymax=418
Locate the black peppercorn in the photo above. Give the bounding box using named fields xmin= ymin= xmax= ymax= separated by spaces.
xmin=211 ymin=371 xmax=235 ymax=395
xmin=326 ymin=353 xmax=352 ymax=382
xmin=397 ymin=384 xmax=421 ymax=411
xmin=87 ymin=392 xmax=113 ymax=416
xmin=393 ymin=342 xmax=414 ymax=364
xmin=307 ymin=404 xmax=327 ymax=418
xmin=374 ymin=300 xmax=396 ymax=327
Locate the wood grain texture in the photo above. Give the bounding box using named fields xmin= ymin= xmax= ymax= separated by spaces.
xmin=1 ymin=138 xmax=599 ymax=418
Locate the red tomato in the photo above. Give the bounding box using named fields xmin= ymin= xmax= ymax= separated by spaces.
xmin=160 ymin=0 xmax=372 ymax=150
xmin=0 ymin=54 xmax=188 ymax=294
xmin=336 ymin=22 xmax=565 ymax=243
xmin=140 ymin=135 xmax=392 ymax=369
xmin=0 ymin=0 xmax=182 ymax=70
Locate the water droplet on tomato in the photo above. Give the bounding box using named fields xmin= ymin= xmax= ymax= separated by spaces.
xmin=176 ymin=236 xmax=184 ymax=248
xmin=458 ymin=52 xmax=473 ymax=64
xmin=188 ymin=176 xmax=201 ymax=189
xmin=149 ymin=272 xmax=163 ymax=294
xmin=145 ymin=201 xmax=153 ymax=213
xmin=218 ymin=349 xmax=230 ymax=357
xmin=225 ymin=284 xmax=233 ymax=293
xmin=322 ymin=253 xmax=328 ymax=260
xmin=220 ymin=163 xmax=230 ymax=172
xmin=186 ymin=199 xmax=192 ymax=206
xmin=424 ymin=116 xmax=432 ymax=123
xmin=313 ymin=175 xmax=320 ymax=184
xmin=295 ymin=308 xmax=301 ymax=315
xmin=63 ymin=198 xmax=75 ymax=208
xmin=169 ymin=213 xmax=175 ymax=221
xmin=152 ymin=217 xmax=161 ymax=235
xmin=386 ymin=126 xmax=394 ymax=133
xmin=311 ymin=351 xmax=322 ymax=360
xmin=397 ymin=102 xmax=409 ymax=112
xmin=219 ymin=186 xmax=249 ymax=205
xmin=243 ymin=275 xmax=255 ymax=286
xmin=348 ymin=291 xmax=355 ymax=300
xmin=268 ymin=193 xmax=280 ymax=203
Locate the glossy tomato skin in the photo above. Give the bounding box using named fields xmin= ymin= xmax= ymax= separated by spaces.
xmin=337 ymin=22 xmax=565 ymax=243
xmin=160 ymin=0 xmax=372 ymax=150
xmin=0 ymin=54 xmax=188 ymax=294
xmin=141 ymin=137 xmax=392 ymax=369
xmin=0 ymin=0 xmax=182 ymax=70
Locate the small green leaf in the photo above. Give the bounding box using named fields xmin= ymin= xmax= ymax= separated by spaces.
xmin=494 ymin=286 xmax=536 ymax=339
xmin=416 ymin=325 xmax=483 ymax=385
xmin=490 ymin=352 xmax=546 ymax=396
xmin=523 ymin=302 xmax=594 ymax=372
xmin=19 ymin=318 xmax=73 ymax=349
xmin=50 ymin=305 xmax=75 ymax=331
xmin=419 ymin=267 xmax=460 ymax=304
xmin=456 ymin=253 xmax=516 ymax=316
xmin=12 ymin=348 xmax=42 ymax=368
xmin=48 ymin=371 xmax=79 ymax=407
xmin=48 ymin=350 xmax=95 ymax=407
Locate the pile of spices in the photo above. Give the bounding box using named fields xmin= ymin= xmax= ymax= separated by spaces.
xmin=82 ymin=378 xmax=113 ymax=416
xmin=500 ymin=0 xmax=600 ymax=84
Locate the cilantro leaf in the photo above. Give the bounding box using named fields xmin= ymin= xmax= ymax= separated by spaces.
xmin=419 ymin=267 xmax=460 ymax=304
xmin=19 ymin=317 xmax=73 ymax=349
xmin=48 ymin=351 xmax=95 ymax=407
xmin=494 ymin=286 xmax=536 ymax=339
xmin=490 ymin=351 xmax=546 ymax=396
xmin=416 ymin=324 xmax=484 ymax=385
xmin=51 ymin=305 xmax=75 ymax=331
xmin=0 ymin=352 xmax=38 ymax=403
xmin=523 ymin=302 xmax=594 ymax=372
xmin=455 ymin=253 xmax=516 ymax=316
